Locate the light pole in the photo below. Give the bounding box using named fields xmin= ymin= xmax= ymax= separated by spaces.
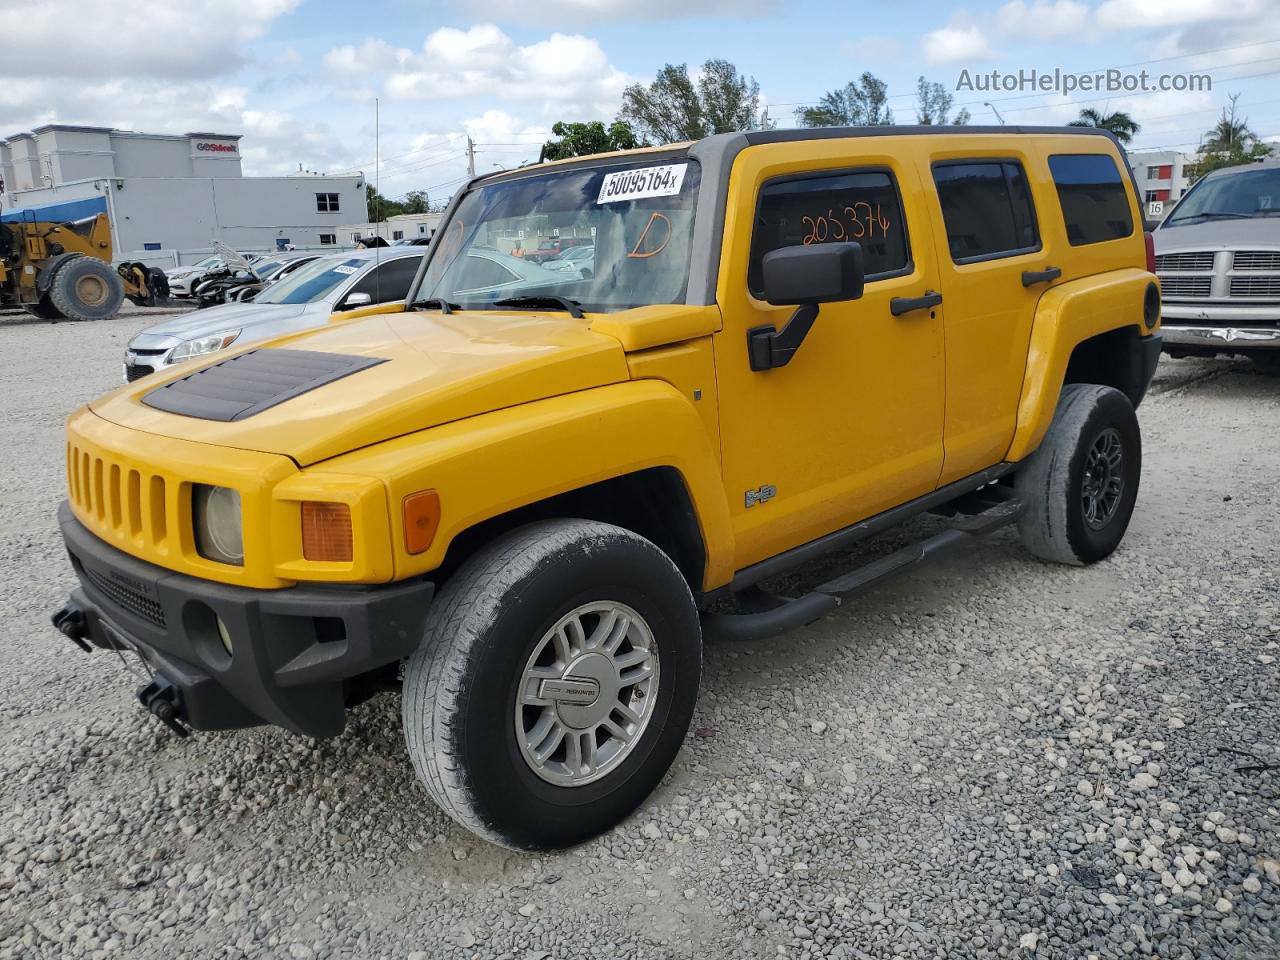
xmin=984 ymin=102 xmax=1007 ymax=125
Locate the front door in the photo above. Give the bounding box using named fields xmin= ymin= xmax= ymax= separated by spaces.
xmin=712 ymin=142 xmax=947 ymax=571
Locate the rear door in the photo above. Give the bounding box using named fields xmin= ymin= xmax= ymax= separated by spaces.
xmin=921 ymin=146 xmax=1056 ymax=484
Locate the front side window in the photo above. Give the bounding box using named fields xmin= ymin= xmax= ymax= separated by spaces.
xmin=932 ymin=160 xmax=1039 ymax=263
xmin=347 ymin=256 xmax=423 ymax=304
xmin=747 ymin=170 xmax=910 ymax=296
xmin=1048 ymin=154 xmax=1134 ymax=245
xmin=417 ymin=157 xmax=700 ymax=313
xmin=316 ymin=192 xmax=340 ymax=213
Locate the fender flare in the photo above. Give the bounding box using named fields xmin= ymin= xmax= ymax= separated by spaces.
xmin=300 ymin=379 xmax=736 ymax=589
xmin=1007 ymin=267 xmax=1156 ymax=463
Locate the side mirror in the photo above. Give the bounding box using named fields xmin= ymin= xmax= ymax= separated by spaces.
xmin=761 ymin=242 xmax=865 ymax=306
xmin=342 ymin=291 xmax=373 ymax=309
xmin=748 ymin=242 xmax=865 ymax=372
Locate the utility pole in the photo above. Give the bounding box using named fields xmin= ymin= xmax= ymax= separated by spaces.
xmin=466 ymin=136 xmax=476 ymax=179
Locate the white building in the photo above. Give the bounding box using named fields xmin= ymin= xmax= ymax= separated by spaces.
xmin=0 ymin=125 xmax=366 ymax=257
xmin=337 ymin=212 xmax=443 ymax=246
xmin=1128 ymin=150 xmax=1196 ymax=221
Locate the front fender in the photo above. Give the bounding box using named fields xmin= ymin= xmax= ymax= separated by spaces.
xmin=308 ymin=379 xmax=735 ymax=589
xmin=1008 ymin=268 xmax=1157 ymax=463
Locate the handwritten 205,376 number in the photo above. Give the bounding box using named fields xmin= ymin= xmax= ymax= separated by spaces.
xmin=801 ymin=202 xmax=892 ymax=245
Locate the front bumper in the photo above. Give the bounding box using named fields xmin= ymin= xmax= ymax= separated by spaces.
xmin=56 ymin=503 xmax=433 ymax=737
xmin=1160 ymin=301 xmax=1280 ymax=352
xmin=1160 ymin=325 xmax=1280 ymax=350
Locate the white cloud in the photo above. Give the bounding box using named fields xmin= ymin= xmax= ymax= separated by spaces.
xmin=1095 ymin=0 xmax=1266 ymax=30
xmin=923 ymin=21 xmax=994 ymax=66
xmin=997 ymin=0 xmax=1092 ymax=38
xmin=446 ymin=0 xmax=775 ymax=24
xmin=325 ymin=25 xmax=632 ymax=116
xmin=0 ymin=0 xmax=299 ymax=79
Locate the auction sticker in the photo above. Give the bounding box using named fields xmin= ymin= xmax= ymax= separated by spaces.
xmin=597 ymin=163 xmax=688 ymax=204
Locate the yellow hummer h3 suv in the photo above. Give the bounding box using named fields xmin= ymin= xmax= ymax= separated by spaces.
xmin=52 ymin=126 xmax=1162 ymax=850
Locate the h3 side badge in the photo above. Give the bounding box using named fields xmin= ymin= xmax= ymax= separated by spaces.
xmin=745 ymin=483 xmax=777 ymax=508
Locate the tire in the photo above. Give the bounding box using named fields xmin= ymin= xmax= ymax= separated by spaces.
xmin=1015 ymin=384 xmax=1142 ymax=566
xmin=402 ymin=519 xmax=701 ymax=850
xmin=23 ymin=296 xmax=64 ymax=321
xmin=47 ymin=256 xmax=124 ymax=321
xmin=1251 ymin=353 xmax=1280 ymax=376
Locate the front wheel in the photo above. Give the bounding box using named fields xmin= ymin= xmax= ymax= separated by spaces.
xmin=1015 ymin=384 xmax=1142 ymax=565
xmin=402 ymin=519 xmax=701 ymax=850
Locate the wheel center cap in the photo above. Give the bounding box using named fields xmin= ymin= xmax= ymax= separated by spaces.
xmin=544 ymin=652 xmax=619 ymax=729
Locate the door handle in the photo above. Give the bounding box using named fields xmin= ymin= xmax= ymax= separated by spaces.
xmin=1021 ymin=266 xmax=1062 ymax=286
xmin=890 ymin=291 xmax=943 ymax=316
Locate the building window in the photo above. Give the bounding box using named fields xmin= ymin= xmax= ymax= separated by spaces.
xmin=1146 ymin=165 xmax=1160 ymax=179
xmin=143 ymin=242 xmax=162 ymax=251
xmin=392 ymin=230 xmax=404 ymax=241
xmin=316 ymin=192 xmax=340 ymax=212
xmin=932 ymin=160 xmax=1039 ymax=263
xmin=319 ymin=233 xmax=336 ymax=245
xmin=351 ymin=232 xmax=362 ymax=244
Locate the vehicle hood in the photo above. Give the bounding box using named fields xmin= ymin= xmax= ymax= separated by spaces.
xmin=134 ymin=301 xmax=310 ymax=340
xmin=1154 ymin=218 xmax=1280 ymax=251
xmin=92 ymin=309 xmax=631 ymax=466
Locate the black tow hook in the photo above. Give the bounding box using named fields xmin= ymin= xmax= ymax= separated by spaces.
xmin=51 ymin=605 xmax=92 ymax=653
xmin=137 ymin=677 xmax=190 ymax=738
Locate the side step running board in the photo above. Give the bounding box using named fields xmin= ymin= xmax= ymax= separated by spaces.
xmin=701 ymin=495 xmax=1022 ymax=643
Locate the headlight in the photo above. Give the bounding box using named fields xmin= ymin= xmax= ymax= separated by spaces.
xmin=166 ymin=330 xmax=241 ymax=364
xmin=193 ymin=484 xmax=244 ymax=566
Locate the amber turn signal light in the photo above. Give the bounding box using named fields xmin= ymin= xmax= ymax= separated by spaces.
xmin=403 ymin=490 xmax=441 ymax=555
xmin=301 ymin=501 xmax=353 ymax=562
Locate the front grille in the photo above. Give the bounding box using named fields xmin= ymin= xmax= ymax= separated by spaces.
xmin=1233 ymin=251 xmax=1280 ymax=272
xmin=67 ymin=442 xmax=170 ymax=551
xmin=125 ymin=364 xmax=152 ymax=383
xmin=1158 ymin=276 xmax=1211 ymax=299
xmin=1229 ymin=275 xmax=1280 ymax=298
xmin=84 ymin=566 xmax=166 ymax=628
xmin=1156 ymin=251 xmax=1215 ymax=271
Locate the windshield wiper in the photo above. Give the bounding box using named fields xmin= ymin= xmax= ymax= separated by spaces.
xmin=1171 ymin=212 xmax=1253 ymax=223
xmin=492 ymin=295 xmax=584 ymax=319
xmin=416 ymin=298 xmax=461 ymax=314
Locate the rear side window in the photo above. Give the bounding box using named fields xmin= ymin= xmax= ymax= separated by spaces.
xmin=1048 ymin=154 xmax=1134 ymax=245
xmin=932 ymin=161 xmax=1039 ymax=262
xmin=749 ymin=170 xmax=910 ymax=296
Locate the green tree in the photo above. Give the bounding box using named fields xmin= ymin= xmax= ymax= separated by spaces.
xmin=365 ymin=184 xmax=405 ymax=221
xmin=797 ymin=73 xmax=893 ymax=128
xmin=619 ymin=59 xmax=761 ymax=144
xmin=1067 ymin=108 xmax=1141 ymax=144
xmin=915 ymin=77 xmax=970 ymax=125
xmin=540 ymin=120 xmax=643 ymax=161
xmin=401 ymin=190 xmax=430 ymax=214
xmin=1186 ymin=96 xmax=1273 ymax=179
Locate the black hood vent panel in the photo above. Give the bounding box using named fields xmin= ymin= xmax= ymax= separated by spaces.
xmin=141 ymin=348 xmax=387 ymax=422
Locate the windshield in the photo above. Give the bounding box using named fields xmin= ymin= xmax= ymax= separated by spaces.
xmin=254 ymin=256 xmax=364 ymax=304
xmin=416 ymin=156 xmax=700 ymax=312
xmin=1166 ymin=167 xmax=1280 ymax=225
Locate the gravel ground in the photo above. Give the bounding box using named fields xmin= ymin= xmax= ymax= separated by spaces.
xmin=1 ymin=312 xmax=1277 ymax=960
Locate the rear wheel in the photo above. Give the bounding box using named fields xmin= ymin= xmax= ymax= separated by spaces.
xmin=1015 ymin=384 xmax=1142 ymax=565
xmin=402 ymin=519 xmax=701 ymax=850
xmin=47 ymin=256 xmax=124 ymax=321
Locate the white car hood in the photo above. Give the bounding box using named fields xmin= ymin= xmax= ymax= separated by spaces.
xmin=133 ymin=301 xmax=310 ymax=341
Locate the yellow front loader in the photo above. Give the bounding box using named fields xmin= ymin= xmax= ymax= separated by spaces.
xmin=0 ymin=212 xmax=169 ymax=321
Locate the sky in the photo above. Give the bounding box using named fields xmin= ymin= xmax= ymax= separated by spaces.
xmin=3 ymin=0 xmax=1279 ymax=204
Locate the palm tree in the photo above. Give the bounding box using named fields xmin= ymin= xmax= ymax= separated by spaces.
xmin=1202 ymin=95 xmax=1257 ymax=153
xmin=1068 ymin=108 xmax=1141 ymax=144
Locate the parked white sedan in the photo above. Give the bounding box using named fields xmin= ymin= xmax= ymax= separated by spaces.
xmin=124 ymin=248 xmax=423 ymax=381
